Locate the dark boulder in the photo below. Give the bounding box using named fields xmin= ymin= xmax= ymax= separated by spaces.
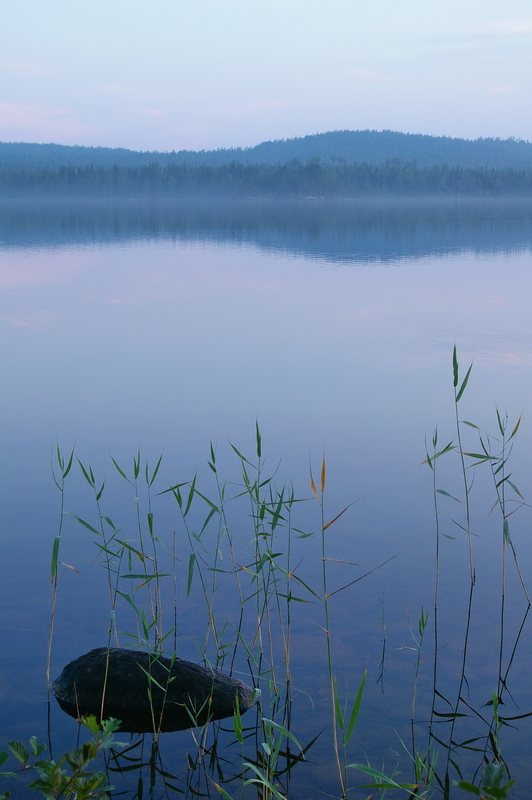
xmin=51 ymin=647 xmax=254 ymax=733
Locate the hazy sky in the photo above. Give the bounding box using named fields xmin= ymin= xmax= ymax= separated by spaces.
xmin=1 ymin=0 xmax=532 ymax=151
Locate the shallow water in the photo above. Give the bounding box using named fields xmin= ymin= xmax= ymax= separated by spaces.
xmin=1 ymin=198 xmax=532 ymax=798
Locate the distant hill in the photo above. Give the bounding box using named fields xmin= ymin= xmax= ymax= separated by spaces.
xmin=2 ymin=130 xmax=532 ymax=170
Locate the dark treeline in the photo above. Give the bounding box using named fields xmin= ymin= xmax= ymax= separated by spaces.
xmin=3 ymin=160 xmax=532 ymax=197
xmin=3 ymin=131 xmax=532 ymax=170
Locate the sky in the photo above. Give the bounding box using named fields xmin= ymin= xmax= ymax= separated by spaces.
xmin=1 ymin=0 xmax=532 ymax=152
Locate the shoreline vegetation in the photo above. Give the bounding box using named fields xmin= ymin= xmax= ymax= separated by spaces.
xmin=3 ymin=161 xmax=532 ymax=197
xmin=1 ymin=351 xmax=531 ymax=799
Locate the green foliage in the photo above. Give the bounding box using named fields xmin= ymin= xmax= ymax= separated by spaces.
xmin=0 ymin=717 xmax=123 ymax=800
xmin=457 ymin=763 xmax=516 ymax=799
xmin=40 ymin=349 xmax=528 ymax=798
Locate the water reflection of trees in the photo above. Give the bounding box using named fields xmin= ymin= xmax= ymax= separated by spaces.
xmin=2 ymin=198 xmax=532 ymax=263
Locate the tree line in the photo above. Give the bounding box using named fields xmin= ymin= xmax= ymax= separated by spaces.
xmin=2 ymin=160 xmax=532 ymax=196
xmin=2 ymin=131 xmax=532 ymax=170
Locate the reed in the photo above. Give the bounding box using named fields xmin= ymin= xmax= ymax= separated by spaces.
xmin=3 ymin=349 xmax=531 ymax=800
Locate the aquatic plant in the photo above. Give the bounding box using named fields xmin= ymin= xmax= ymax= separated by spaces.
xmin=2 ymin=349 xmax=527 ymax=800
xmin=0 ymin=717 xmax=123 ymax=800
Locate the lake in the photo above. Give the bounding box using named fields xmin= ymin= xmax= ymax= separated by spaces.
xmin=1 ymin=197 xmax=532 ymax=799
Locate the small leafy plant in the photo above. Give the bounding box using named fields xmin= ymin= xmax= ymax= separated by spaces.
xmin=457 ymin=762 xmax=516 ymax=799
xmin=0 ymin=717 xmax=123 ymax=800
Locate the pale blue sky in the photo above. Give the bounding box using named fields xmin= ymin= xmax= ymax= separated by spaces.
xmin=1 ymin=0 xmax=532 ymax=151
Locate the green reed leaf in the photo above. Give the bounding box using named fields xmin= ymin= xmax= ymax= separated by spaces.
xmin=453 ymin=345 xmax=459 ymax=387
xmin=349 ymin=763 xmax=417 ymax=791
xmin=136 ymin=664 xmax=167 ymax=692
xmin=111 ymin=456 xmax=130 ymax=483
xmin=455 ymin=781 xmax=481 ymax=796
xmin=184 ymin=475 xmax=197 ymax=517
xmin=262 ymin=718 xmax=302 ymax=750
xmin=116 ymin=590 xmax=141 ymax=615
xmin=229 ymin=441 xmax=254 ymax=467
xmin=78 ymin=459 xmax=95 ymax=487
xmin=507 ymin=479 xmax=523 ymax=497
xmin=243 ymin=761 xmax=288 ymax=800
xmin=344 ymin=671 xmax=366 ymax=744
xmin=50 ymin=536 xmax=60 ymax=581
xmin=503 ymin=518 xmax=510 ymax=544
xmin=420 ymin=441 xmax=455 ymax=465
xmin=187 ymin=553 xmax=196 ymax=597
xmin=147 ymin=453 xmax=163 ymax=487
xmin=495 ymin=473 xmax=512 ymax=489
xmin=62 ymin=448 xmax=74 ymax=479
xmin=436 ymin=489 xmax=461 ymax=502
xmin=510 ymin=415 xmax=522 ymax=439
xmin=193 ymin=489 xmax=221 ymax=514
xmin=456 ymin=362 xmax=473 ymax=402
xmin=462 ymin=452 xmax=496 ymax=461
xmin=56 ymin=443 xmax=64 ymax=472
xmin=199 ymin=507 xmax=217 ymax=535
xmin=233 ymin=694 xmax=243 ymax=744
xmin=68 ymin=513 xmax=101 ymax=535
xmin=133 ymin=449 xmax=141 ymax=479
xmin=103 ymin=516 xmax=119 ymax=532
xmin=333 ymin=682 xmax=344 ymax=731
xmin=115 ymin=540 xmax=148 ymax=560
xmin=276 ymin=592 xmax=308 ymax=603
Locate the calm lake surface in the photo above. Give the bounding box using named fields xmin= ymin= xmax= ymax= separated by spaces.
xmin=2 ymin=198 xmax=532 ymax=798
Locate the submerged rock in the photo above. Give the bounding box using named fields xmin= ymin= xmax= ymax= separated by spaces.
xmin=52 ymin=647 xmax=254 ymax=733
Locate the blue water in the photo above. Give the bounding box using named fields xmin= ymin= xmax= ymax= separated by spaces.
xmin=1 ymin=198 xmax=532 ymax=798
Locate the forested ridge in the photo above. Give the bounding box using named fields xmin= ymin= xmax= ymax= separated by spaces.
xmin=2 ymin=160 xmax=532 ymax=196
xmin=2 ymin=129 xmax=532 ymax=171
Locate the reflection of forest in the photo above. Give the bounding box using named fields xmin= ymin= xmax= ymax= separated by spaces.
xmin=2 ymin=198 xmax=532 ymax=263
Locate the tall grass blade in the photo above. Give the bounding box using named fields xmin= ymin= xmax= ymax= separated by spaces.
xmin=67 ymin=514 xmax=101 ymax=536
xmin=111 ymin=457 xmax=130 ymax=483
xmin=146 ymin=453 xmax=163 ymax=487
xmin=187 ymin=553 xmax=196 ymax=597
xmin=343 ymin=671 xmax=366 ymax=744
xmin=50 ymin=536 xmax=60 ymax=581
xmin=509 ymin=415 xmax=522 ymax=439
xmin=350 ymin=764 xmax=418 ymax=792
xmin=456 ymin=363 xmax=473 ymax=402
